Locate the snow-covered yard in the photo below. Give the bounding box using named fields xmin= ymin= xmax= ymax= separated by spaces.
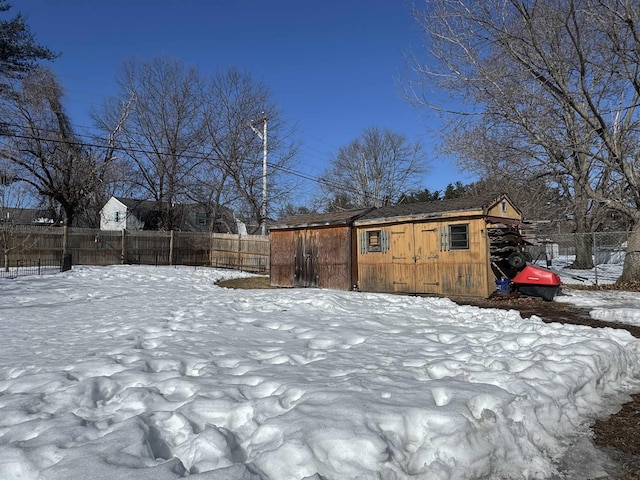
xmin=1 ymin=265 xmax=639 ymax=479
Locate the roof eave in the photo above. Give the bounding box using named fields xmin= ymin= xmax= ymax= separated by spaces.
xmin=354 ymin=208 xmax=485 ymax=226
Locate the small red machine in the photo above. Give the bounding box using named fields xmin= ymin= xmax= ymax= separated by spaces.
xmin=511 ymin=265 xmax=562 ymax=301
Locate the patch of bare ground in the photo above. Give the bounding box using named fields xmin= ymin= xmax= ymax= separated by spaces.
xmin=219 ymin=276 xmax=640 ymax=477
xmin=217 ymin=275 xmax=273 ymax=289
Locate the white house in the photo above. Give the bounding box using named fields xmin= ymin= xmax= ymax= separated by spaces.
xmin=99 ymin=197 xmax=148 ymax=231
xmin=99 ymin=196 xmax=242 ymax=233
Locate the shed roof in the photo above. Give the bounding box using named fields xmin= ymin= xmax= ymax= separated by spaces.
xmin=355 ymin=193 xmax=517 ymax=224
xmin=270 ymin=208 xmax=374 ymax=230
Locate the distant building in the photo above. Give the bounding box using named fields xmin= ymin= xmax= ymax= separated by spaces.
xmin=99 ymin=196 xmax=240 ymax=233
xmin=0 ymin=207 xmax=56 ymax=226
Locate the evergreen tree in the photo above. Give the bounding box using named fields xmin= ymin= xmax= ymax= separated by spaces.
xmin=0 ymin=1 xmax=57 ymax=96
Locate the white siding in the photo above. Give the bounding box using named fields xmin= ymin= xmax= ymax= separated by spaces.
xmin=99 ymin=197 xmax=144 ymax=231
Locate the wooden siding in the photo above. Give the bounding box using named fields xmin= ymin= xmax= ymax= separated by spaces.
xmin=317 ymin=227 xmax=351 ymax=289
xmin=270 ymin=230 xmax=296 ymax=287
xmin=294 ymin=229 xmax=319 ymax=287
xmin=270 ymin=225 xmax=353 ymax=290
xmin=487 ymin=198 xmax=521 ymax=220
xmin=357 ymin=217 xmax=497 ymax=297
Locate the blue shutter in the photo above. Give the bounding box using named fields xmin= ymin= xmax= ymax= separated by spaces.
xmin=381 ymin=231 xmax=390 ymax=253
xmin=359 ymin=231 xmax=368 ymax=254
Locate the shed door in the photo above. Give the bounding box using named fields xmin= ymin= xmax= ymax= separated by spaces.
xmin=386 ymin=224 xmax=440 ymax=293
xmin=413 ymin=225 xmax=441 ymax=294
xmin=388 ymin=224 xmax=415 ymax=292
xmin=294 ymin=231 xmax=318 ymax=287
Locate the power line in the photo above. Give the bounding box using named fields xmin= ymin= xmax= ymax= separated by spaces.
xmin=0 ymin=127 xmax=361 ymax=200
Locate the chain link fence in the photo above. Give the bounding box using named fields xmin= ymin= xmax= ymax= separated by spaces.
xmin=525 ymin=231 xmax=630 ymax=285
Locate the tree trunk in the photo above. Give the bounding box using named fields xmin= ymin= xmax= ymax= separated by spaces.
xmin=569 ymin=187 xmax=595 ymax=270
xmin=570 ymin=233 xmax=594 ymax=270
xmin=617 ymin=224 xmax=640 ymax=284
xmin=61 ymin=205 xmax=74 ymax=256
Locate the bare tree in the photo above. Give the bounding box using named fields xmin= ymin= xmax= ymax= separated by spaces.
xmin=203 ymin=67 xmax=298 ymax=233
xmin=101 ymin=57 xmax=208 ymax=230
xmin=0 ymin=158 xmax=34 ymax=270
xmin=99 ymin=61 xmax=298 ymax=234
xmin=410 ymin=0 xmax=640 ymax=281
xmin=0 ymin=68 xmax=112 ymax=227
xmin=320 ymin=127 xmax=428 ymax=209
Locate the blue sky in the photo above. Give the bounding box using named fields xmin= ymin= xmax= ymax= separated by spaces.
xmin=18 ymin=0 xmax=471 ymax=202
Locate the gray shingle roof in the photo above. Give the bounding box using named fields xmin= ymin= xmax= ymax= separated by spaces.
xmin=270 ymin=208 xmax=374 ymax=229
xmin=1 ymin=207 xmax=53 ymax=225
xmin=356 ymin=193 xmax=509 ymax=222
xmin=115 ymin=197 xmax=159 ymax=212
xmin=270 ymin=194 xmax=514 ymax=230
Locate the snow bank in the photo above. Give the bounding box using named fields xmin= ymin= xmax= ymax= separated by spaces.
xmin=556 ymin=288 xmax=640 ymax=327
xmin=0 ymin=265 xmax=638 ymax=479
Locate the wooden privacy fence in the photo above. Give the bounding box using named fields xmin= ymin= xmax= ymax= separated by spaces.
xmin=3 ymin=227 xmax=270 ymax=273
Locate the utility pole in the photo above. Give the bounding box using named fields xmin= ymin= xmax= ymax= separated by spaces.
xmin=250 ymin=114 xmax=267 ymax=235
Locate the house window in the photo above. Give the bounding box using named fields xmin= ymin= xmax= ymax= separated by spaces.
xmin=449 ymin=224 xmax=469 ymax=250
xmin=114 ymin=211 xmax=120 ymax=222
xmin=367 ymin=230 xmax=382 ymax=252
xmin=196 ymin=212 xmax=208 ymax=226
xmin=501 ymin=200 xmax=507 ymax=213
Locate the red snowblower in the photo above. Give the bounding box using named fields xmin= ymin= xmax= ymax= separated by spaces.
xmin=510 ymin=264 xmax=562 ymax=302
xmin=489 ymin=226 xmax=562 ymax=301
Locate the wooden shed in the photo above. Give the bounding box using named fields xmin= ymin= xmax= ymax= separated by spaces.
xmin=269 ymin=208 xmax=373 ymax=289
xmin=353 ymin=194 xmax=522 ymax=298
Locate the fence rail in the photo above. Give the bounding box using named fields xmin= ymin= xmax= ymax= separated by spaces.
xmin=1 ymin=227 xmax=270 ymax=275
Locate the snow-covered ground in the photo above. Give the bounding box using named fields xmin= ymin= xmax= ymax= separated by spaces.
xmin=1 ymin=265 xmax=639 ymax=480
xmin=538 ymin=257 xmax=640 ymax=328
xmin=532 ymin=256 xmax=622 ymax=286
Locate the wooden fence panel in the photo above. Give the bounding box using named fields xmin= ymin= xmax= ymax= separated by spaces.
xmin=210 ymin=233 xmax=269 ymax=273
xmin=1 ymin=227 xmax=270 ymax=273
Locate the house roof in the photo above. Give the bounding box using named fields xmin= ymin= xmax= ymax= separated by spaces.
xmin=354 ymin=193 xmax=517 ymax=224
xmin=1 ymin=207 xmax=54 ymax=225
xmin=114 ymin=197 xmax=160 ymax=212
xmin=270 ymin=208 xmax=374 ymax=230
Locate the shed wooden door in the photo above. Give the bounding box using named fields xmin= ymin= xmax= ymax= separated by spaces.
xmin=384 ymin=224 xmax=414 ymax=292
xmin=384 ymin=224 xmax=440 ymax=293
xmin=294 ymin=231 xmax=319 ymax=287
xmin=413 ymin=224 xmax=441 ymax=294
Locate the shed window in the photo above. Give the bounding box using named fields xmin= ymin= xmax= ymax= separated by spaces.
xmin=367 ymin=230 xmax=382 ymax=252
xmin=449 ymin=224 xmax=469 ymax=250
xmin=360 ymin=230 xmax=390 ymax=254
xmin=114 ymin=211 xmax=121 ymax=222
